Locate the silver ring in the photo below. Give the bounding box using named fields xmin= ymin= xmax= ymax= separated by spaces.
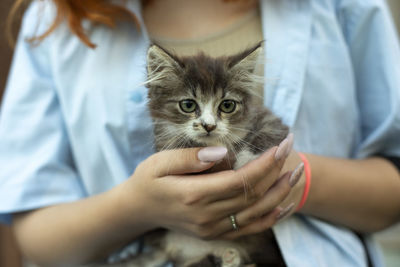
xmin=229 ymin=214 xmax=239 ymax=231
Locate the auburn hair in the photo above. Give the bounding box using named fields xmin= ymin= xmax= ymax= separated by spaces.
xmin=7 ymin=0 xmax=241 ymax=48
xmin=7 ymin=0 xmax=143 ymax=48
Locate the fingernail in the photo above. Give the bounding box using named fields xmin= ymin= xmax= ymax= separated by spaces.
xmin=276 ymin=203 xmax=295 ymax=220
xmin=198 ymin=147 xmax=228 ymax=162
xmin=275 ymin=138 xmax=289 ymax=161
xmin=285 ymin=133 xmax=294 ymax=158
xmin=289 ymin=162 xmax=304 ymax=187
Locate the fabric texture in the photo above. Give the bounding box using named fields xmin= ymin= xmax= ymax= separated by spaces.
xmin=1 ymin=0 xmax=399 ymax=266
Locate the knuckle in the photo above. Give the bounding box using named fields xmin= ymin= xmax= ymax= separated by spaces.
xmin=193 ymin=214 xmax=212 ymax=226
xmin=248 ymin=187 xmax=265 ymax=202
xmin=246 ymin=216 xmax=275 ymax=236
xmin=193 ymin=225 xmax=214 ymax=240
xmin=199 ymin=230 xmax=215 ymax=240
xmin=232 ymin=173 xmax=249 ymax=191
xmin=263 ymin=163 xmax=275 ymax=176
xmin=277 ymin=183 xmax=291 ymax=200
xmin=260 ymin=156 xmax=276 ymax=174
xmin=147 ymin=153 xmax=159 ymax=166
xmin=181 ymin=192 xmax=200 ymax=206
xmin=254 ymin=187 xmax=266 ymax=199
xmin=261 ymin=216 xmax=276 ymax=229
xmin=135 ymin=160 xmax=147 ymax=173
xmin=282 ymin=185 xmax=291 ymax=198
xmin=248 ymin=224 xmax=265 ymax=236
xmin=141 ymin=154 xmax=160 ymax=175
xmin=247 ymin=211 xmax=263 ymax=223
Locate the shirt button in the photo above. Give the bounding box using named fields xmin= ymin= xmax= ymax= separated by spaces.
xmin=130 ymin=91 xmax=143 ymax=103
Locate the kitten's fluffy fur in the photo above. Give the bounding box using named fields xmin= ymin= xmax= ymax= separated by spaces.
xmin=126 ymin=43 xmax=288 ymax=267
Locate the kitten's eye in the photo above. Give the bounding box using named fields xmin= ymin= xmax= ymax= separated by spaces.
xmin=219 ymin=100 xmax=236 ymax=113
xmin=179 ymin=99 xmax=197 ymax=113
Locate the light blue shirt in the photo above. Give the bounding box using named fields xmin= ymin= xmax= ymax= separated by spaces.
xmin=1 ymin=0 xmax=399 ymax=266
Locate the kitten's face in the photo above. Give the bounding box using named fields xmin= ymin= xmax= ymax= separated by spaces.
xmin=146 ymin=44 xmax=263 ymax=149
xmin=167 ymin=88 xmax=247 ymax=146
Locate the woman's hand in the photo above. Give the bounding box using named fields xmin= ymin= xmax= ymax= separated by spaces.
xmin=221 ymin=143 xmax=306 ymax=239
xmin=117 ymin=144 xmax=292 ymax=240
xmin=11 ymin=138 xmax=303 ymax=266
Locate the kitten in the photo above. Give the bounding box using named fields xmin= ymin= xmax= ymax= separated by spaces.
xmin=127 ymin=43 xmax=289 ymax=267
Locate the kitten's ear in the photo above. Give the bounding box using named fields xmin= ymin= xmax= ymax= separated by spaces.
xmin=228 ymin=42 xmax=264 ymax=73
xmin=147 ymin=45 xmax=183 ymax=79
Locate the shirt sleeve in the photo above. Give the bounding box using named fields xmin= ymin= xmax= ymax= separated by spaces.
xmin=0 ymin=1 xmax=86 ymax=224
xmin=338 ymin=0 xmax=400 ymax=159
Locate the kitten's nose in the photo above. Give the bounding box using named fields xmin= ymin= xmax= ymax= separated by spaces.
xmin=202 ymin=123 xmax=216 ymax=133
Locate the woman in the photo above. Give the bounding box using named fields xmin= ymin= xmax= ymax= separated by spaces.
xmin=1 ymin=0 xmax=400 ymax=266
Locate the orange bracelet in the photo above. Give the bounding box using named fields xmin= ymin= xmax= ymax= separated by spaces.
xmin=296 ymin=153 xmax=311 ymax=211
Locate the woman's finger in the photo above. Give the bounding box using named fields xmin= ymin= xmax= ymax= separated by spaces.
xmin=207 ymin=172 xmax=291 ymax=233
xmin=199 ymin=147 xmax=281 ymax=203
xmin=148 ymin=147 xmax=227 ymax=177
xmin=231 ymin=144 xmax=289 ymax=198
xmin=209 ymin=161 xmax=304 ymax=235
xmin=205 ymin=191 xmax=259 ymax=222
xmin=234 ymin=171 xmax=292 ymax=226
xmin=219 ymin=208 xmax=281 ymax=240
xmin=218 ymin=134 xmax=293 ymax=202
xmin=204 ymin=171 xmax=289 ymax=220
xmin=178 ymin=145 xmax=287 ymax=205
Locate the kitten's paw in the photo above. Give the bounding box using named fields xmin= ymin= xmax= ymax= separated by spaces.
xmin=183 ymin=248 xmax=244 ymax=267
xmin=185 ymin=254 xmax=222 ymax=267
xmin=220 ymin=248 xmax=242 ymax=267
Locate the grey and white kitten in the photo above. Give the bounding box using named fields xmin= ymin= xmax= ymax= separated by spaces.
xmin=124 ymin=43 xmax=289 ymax=267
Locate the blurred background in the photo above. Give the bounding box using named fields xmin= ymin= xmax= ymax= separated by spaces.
xmin=0 ymin=0 xmax=399 ymax=266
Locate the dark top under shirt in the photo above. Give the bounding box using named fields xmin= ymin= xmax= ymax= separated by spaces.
xmin=383 ymin=156 xmax=400 ymax=172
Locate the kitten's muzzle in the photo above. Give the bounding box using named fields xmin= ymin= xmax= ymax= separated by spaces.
xmin=202 ymin=123 xmax=217 ymax=133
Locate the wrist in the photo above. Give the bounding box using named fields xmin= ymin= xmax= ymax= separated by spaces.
xmin=296 ymin=153 xmax=325 ymax=214
xmin=110 ymin=177 xmax=157 ymax=234
xmin=296 ymin=153 xmax=311 ymax=211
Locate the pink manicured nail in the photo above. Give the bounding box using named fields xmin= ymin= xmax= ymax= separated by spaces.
xmin=289 ymin=162 xmax=304 ymax=187
xmin=275 ymin=138 xmax=289 ymax=161
xmin=276 ymin=203 xmax=295 ymax=220
xmin=198 ymin=147 xmax=228 ymax=162
xmin=285 ymin=133 xmax=294 ymax=158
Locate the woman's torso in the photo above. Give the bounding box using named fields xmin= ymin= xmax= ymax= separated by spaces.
xmin=6 ymin=0 xmax=387 ymax=266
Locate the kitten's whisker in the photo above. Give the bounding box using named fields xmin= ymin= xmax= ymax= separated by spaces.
xmin=151 ymin=121 xmax=178 ymax=125
xmin=161 ymin=131 xmax=188 ymax=150
xmin=223 ymin=134 xmax=252 ymax=201
xmin=225 ymin=132 xmax=269 ymax=202
xmin=159 ymin=132 xmax=185 ymax=151
xmin=229 ymin=126 xmax=262 ymax=136
xmin=217 ymin=135 xmax=233 ymax=171
xmin=265 ymin=75 xmax=281 ymax=82
xmin=228 ymin=131 xmax=265 ymax=153
xmin=246 ymin=89 xmax=263 ymax=100
xmin=155 ymin=131 xmax=184 ymax=143
xmin=157 ymin=131 xmax=186 ymax=153
xmin=154 ymin=125 xmax=187 ymax=142
xmin=137 ymin=64 xmax=171 ymax=87
xmin=165 ymin=134 xmax=193 ymax=176
xmin=155 ymin=131 xmax=190 ymax=176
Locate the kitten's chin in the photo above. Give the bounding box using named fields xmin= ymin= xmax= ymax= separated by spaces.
xmin=197 ymin=134 xmax=226 ymax=147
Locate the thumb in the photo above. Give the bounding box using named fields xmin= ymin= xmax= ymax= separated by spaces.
xmin=149 ymin=147 xmax=228 ymax=177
